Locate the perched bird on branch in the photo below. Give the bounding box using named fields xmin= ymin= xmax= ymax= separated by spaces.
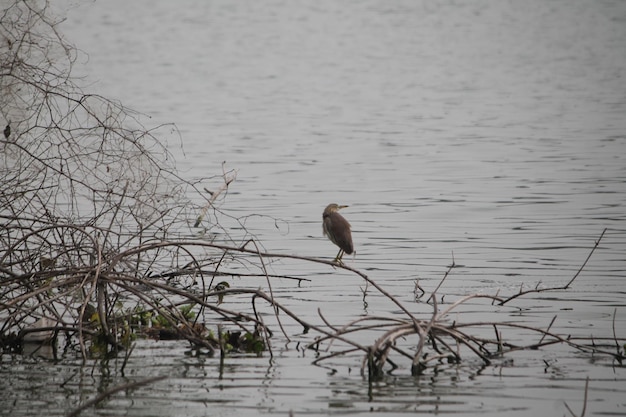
xmin=3 ymin=124 xmax=9 ymax=139
xmin=323 ymin=203 xmax=354 ymax=263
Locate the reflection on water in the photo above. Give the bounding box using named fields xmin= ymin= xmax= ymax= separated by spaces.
xmin=2 ymin=337 xmax=619 ymax=416
xmin=3 ymin=0 xmax=626 ymax=415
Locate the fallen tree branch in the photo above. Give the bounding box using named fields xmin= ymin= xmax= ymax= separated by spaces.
xmin=67 ymin=375 xmax=167 ymax=417
xmin=499 ymin=228 xmax=607 ymax=305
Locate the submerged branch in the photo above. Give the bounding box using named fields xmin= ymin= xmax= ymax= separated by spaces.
xmin=499 ymin=228 xmax=607 ymax=305
xmin=67 ymin=375 xmax=167 ymax=417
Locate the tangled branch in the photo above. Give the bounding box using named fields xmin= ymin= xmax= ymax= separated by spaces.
xmin=0 ymin=0 xmax=249 ymax=358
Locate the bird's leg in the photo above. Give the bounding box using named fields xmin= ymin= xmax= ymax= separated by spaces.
xmin=334 ymin=249 xmax=345 ymax=264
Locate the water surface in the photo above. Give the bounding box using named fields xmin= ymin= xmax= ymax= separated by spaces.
xmin=3 ymin=0 xmax=626 ymax=415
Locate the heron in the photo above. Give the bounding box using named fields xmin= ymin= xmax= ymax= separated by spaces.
xmin=322 ymin=203 xmax=354 ymax=263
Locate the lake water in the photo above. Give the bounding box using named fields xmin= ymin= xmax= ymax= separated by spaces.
xmin=2 ymin=0 xmax=626 ymax=415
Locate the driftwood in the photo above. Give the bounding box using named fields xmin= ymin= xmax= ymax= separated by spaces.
xmin=306 ymin=228 xmax=624 ymax=378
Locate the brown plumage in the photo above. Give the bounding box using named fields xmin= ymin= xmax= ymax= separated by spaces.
xmin=322 ymin=203 xmax=353 ymax=263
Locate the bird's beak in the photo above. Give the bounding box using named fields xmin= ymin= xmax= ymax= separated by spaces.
xmin=338 ymin=205 xmax=349 ymax=210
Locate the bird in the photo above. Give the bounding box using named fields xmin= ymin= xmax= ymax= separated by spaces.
xmin=322 ymin=203 xmax=354 ymax=264
xmin=3 ymin=124 xmax=9 ymax=139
